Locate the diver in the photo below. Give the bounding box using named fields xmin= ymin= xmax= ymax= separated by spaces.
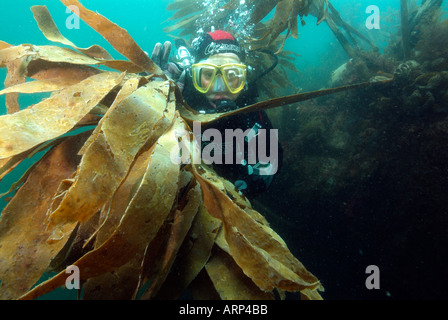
xmin=150 ymin=30 xmax=282 ymax=199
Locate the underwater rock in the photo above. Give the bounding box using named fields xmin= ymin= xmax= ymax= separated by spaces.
xmin=409 ymin=89 xmax=423 ymax=105
xmin=426 ymin=71 xmax=445 ymax=88
xmin=393 ymin=60 xmax=421 ymax=82
xmin=406 ymin=71 xmax=448 ymax=114
xmin=421 ymin=91 xmax=436 ymax=110
xmin=328 ymin=51 xmax=397 ymax=87
xmin=415 ymin=19 xmax=448 ymax=71
xmin=442 ymin=91 xmax=448 ymax=108
xmin=430 ymin=57 xmax=448 ymax=70
xmin=330 ymin=60 xmax=350 ymax=87
xmin=328 ymin=130 xmax=350 ymax=151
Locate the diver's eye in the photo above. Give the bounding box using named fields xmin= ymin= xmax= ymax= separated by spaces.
xmin=226 ymin=70 xmax=238 ymax=80
xmin=202 ymin=69 xmax=214 ymax=80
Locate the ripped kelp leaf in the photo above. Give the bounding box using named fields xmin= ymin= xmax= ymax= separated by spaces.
xmin=26 ymin=60 xmax=102 ymax=84
xmin=77 ymin=144 xmax=157 ymax=299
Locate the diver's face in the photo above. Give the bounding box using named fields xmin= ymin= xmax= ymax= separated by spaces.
xmin=200 ymin=53 xmax=243 ymax=106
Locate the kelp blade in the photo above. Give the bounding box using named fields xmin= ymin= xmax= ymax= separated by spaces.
xmin=75 ymin=144 xmax=155 ymax=299
xmin=4 ymin=57 xmax=27 ymax=114
xmin=203 ymin=247 xmax=275 ymax=300
xmin=153 ymin=203 xmax=222 ymax=300
xmin=192 ymin=165 xmax=323 ymax=298
xmin=138 ymin=179 xmax=202 ymax=299
xmin=0 ymin=133 xmax=88 ymax=299
xmin=178 ymin=79 xmax=394 ymax=125
xmin=82 ymin=118 xmax=195 ymax=300
xmin=60 ymin=0 xmax=164 ymax=76
xmin=31 ymin=5 xmax=113 ymax=60
xmin=30 ymin=6 xmax=145 ymax=73
xmin=0 ymin=79 xmax=78 ymax=96
xmin=0 ymin=71 xmax=124 ymax=159
xmin=19 ymin=116 xmax=183 ymax=300
xmin=46 ymin=81 xmax=176 ymax=233
xmin=0 ymin=40 xmax=12 ymax=50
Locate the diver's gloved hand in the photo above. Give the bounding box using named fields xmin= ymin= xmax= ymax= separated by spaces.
xmin=151 ymin=41 xmax=185 ymax=91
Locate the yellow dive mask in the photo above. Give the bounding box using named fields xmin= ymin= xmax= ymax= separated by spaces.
xmin=192 ymin=63 xmax=247 ymax=94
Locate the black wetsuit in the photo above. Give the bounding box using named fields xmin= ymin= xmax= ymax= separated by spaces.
xmin=182 ymin=76 xmax=283 ymax=199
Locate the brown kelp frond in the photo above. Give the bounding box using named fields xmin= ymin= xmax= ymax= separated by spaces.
xmin=177 ymin=78 xmax=394 ymax=125
xmin=45 ymin=81 xmax=176 ymax=233
xmin=137 ymin=176 xmax=202 ymax=300
xmin=0 ymin=41 xmax=12 ymax=51
xmin=0 ymin=41 xmax=142 ymax=116
xmin=19 ymin=115 xmax=182 ymax=300
xmin=191 ymin=164 xmax=324 ymax=298
xmin=0 ymin=136 xmax=79 ymax=198
xmin=251 ymin=0 xmax=325 ymax=49
xmin=0 ymin=72 xmax=124 ymax=159
xmin=0 ymin=133 xmax=88 ymax=300
xmin=152 ymin=202 xmax=222 ymax=300
xmin=60 ymin=0 xmax=165 ymax=77
xmin=31 ymin=5 xmax=113 ymax=60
